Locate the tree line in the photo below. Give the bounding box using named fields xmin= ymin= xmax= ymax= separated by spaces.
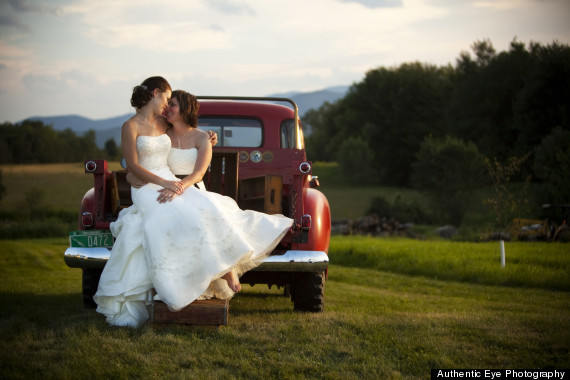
xmin=304 ymin=39 xmax=570 ymax=225
xmin=0 ymin=120 xmax=121 ymax=164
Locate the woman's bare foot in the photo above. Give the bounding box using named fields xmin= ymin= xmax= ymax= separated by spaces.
xmin=222 ymin=270 xmax=241 ymax=293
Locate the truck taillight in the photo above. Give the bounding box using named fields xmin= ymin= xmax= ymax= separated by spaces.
xmin=299 ymin=162 xmax=311 ymax=174
xmin=85 ymin=161 xmax=97 ymax=172
xmin=301 ymin=214 xmax=311 ymax=230
xmin=82 ymin=212 xmax=94 ymax=228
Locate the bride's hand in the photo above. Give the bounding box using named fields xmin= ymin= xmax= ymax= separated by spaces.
xmin=157 ymin=188 xmax=178 ymax=203
xmin=162 ymin=179 xmax=183 ymax=194
xmin=208 ymin=130 xmax=218 ymax=146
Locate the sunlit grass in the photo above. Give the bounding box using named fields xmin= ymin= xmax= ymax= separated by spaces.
xmin=329 ymin=236 xmax=570 ymax=291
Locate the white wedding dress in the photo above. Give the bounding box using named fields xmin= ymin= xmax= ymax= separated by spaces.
xmin=93 ymin=134 xmax=293 ymax=327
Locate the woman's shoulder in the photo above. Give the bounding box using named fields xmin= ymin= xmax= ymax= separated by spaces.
xmin=122 ymin=116 xmax=138 ymax=132
xmin=194 ymin=128 xmax=210 ymax=143
xmin=156 ymin=116 xmax=169 ymax=131
xmin=194 ymin=128 xmax=208 ymax=137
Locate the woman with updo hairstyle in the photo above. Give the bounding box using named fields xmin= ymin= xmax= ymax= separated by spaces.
xmin=93 ymin=78 xmax=293 ymax=328
xmin=130 ymin=76 xmax=172 ymax=111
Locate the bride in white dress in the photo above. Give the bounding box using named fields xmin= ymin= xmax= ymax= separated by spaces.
xmin=93 ymin=77 xmax=293 ymax=327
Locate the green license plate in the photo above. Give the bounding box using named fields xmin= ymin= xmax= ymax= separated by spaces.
xmin=69 ymin=230 xmax=114 ymax=248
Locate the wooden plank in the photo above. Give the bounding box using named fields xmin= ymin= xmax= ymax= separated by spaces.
xmin=111 ymin=170 xmax=132 ymax=216
xmin=264 ymin=175 xmax=282 ymax=215
xmin=151 ymin=299 xmax=229 ymax=326
xmin=238 ymin=175 xmax=282 ymax=214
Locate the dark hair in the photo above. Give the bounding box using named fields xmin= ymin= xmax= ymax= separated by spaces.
xmin=130 ymin=76 xmax=171 ymax=110
xmin=171 ymin=90 xmax=200 ymax=128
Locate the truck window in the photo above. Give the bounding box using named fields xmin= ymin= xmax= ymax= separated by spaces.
xmin=198 ymin=117 xmax=262 ymax=147
xmin=280 ymin=119 xmax=304 ymax=149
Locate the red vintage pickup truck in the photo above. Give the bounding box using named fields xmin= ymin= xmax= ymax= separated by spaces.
xmin=64 ymin=97 xmax=331 ymax=312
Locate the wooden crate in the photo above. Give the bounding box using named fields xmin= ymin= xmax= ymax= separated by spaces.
xmin=151 ymin=299 xmax=229 ymax=326
xmin=238 ymin=175 xmax=282 ymax=214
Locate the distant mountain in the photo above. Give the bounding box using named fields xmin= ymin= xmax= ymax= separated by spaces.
xmin=22 ymin=85 xmax=349 ymax=147
xmin=268 ymin=85 xmax=349 ymax=115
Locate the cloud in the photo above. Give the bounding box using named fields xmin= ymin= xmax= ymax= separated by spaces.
xmin=206 ymin=0 xmax=256 ymax=15
xmin=62 ymin=1 xmax=233 ymax=51
xmin=337 ymin=0 xmax=403 ymax=8
xmin=0 ymin=13 xmax=31 ymax=32
xmin=6 ymin=0 xmax=60 ymax=15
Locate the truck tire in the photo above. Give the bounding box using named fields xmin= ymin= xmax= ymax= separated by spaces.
xmin=82 ymin=268 xmax=102 ymax=309
xmin=291 ymin=272 xmax=325 ymax=312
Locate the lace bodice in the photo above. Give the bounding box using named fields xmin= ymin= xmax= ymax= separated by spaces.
xmin=168 ymin=148 xmax=198 ymax=175
xmin=136 ymin=135 xmax=171 ymax=171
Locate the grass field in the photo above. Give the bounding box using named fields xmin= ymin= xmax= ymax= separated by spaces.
xmin=0 ymin=162 xmax=124 ymax=214
xmin=1 ymin=238 xmax=568 ymax=379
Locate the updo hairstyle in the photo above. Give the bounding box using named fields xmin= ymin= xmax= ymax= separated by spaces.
xmin=130 ymin=76 xmax=172 ymax=110
xmin=171 ymin=90 xmax=200 ymax=128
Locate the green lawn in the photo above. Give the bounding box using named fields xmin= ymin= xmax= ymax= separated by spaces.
xmin=1 ymin=238 xmax=568 ymax=379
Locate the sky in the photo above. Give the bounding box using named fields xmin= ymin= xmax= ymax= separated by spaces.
xmin=0 ymin=0 xmax=569 ymax=123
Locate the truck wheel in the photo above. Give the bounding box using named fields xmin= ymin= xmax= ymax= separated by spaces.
xmin=291 ymin=272 xmax=325 ymax=312
xmin=82 ymin=268 xmax=102 ymax=309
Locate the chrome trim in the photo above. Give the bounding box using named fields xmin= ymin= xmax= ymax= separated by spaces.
xmin=251 ymin=250 xmax=329 ymax=272
xmin=85 ymin=160 xmax=97 ymax=172
xmin=64 ymin=247 xmax=328 ymax=273
xmin=64 ymin=247 xmax=111 ymax=269
xmin=299 ymin=161 xmax=311 ymax=174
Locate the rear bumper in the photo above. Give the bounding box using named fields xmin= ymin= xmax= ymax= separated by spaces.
xmin=64 ymin=248 xmax=328 ymax=273
xmin=64 ymin=247 xmax=111 ymax=269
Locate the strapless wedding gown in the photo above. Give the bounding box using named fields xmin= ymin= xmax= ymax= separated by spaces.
xmin=94 ymin=134 xmax=292 ymax=327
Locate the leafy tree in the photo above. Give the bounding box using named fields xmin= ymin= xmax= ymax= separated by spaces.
xmin=483 ymin=153 xmax=532 ymax=234
xmin=105 ymin=138 xmax=120 ymax=161
xmin=0 ymin=170 xmax=5 ymax=202
xmin=533 ymin=126 xmax=570 ymax=209
xmin=0 ymin=121 xmax=105 ymax=163
xmin=307 ymin=62 xmax=453 ymax=186
xmin=411 ymin=135 xmax=486 ymax=224
xmin=447 ymin=39 xmax=528 ymax=160
xmin=448 ymin=39 xmax=570 ymax=164
xmin=513 ymin=41 xmax=570 ymax=155
xmin=337 ymin=136 xmax=376 ymax=184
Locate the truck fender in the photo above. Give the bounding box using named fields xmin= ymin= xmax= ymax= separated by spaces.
xmin=296 ymin=187 xmax=331 ymax=254
xmin=78 ymin=188 xmax=95 ymax=229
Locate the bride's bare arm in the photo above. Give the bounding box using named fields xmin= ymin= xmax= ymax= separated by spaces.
xmin=126 ymin=172 xmax=147 ymax=188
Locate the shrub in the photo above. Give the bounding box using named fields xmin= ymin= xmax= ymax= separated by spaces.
xmin=366 ymin=194 xmax=433 ymax=224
